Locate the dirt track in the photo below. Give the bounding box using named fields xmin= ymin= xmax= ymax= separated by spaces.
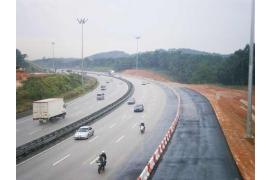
xmin=122 ymin=69 xmax=255 ymax=180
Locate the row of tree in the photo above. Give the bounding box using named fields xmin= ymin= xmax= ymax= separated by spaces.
xmin=31 ymin=45 xmax=255 ymax=85
xmin=84 ymin=45 xmax=254 ymax=85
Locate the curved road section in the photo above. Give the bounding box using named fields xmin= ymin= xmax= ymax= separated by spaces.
xmin=16 ymin=74 xmax=128 ymax=147
xmin=152 ymin=88 xmax=242 ymax=180
xmin=16 ymin=76 xmax=178 ymax=180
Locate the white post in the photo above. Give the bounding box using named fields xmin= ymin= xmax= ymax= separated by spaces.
xmin=246 ymin=0 xmax=254 ymax=138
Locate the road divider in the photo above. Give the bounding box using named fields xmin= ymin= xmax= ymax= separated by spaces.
xmin=137 ymin=87 xmax=181 ymax=180
xmin=16 ymin=75 xmax=134 ymax=164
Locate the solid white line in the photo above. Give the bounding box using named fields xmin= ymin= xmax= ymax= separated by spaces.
xmin=88 ymin=136 xmax=98 ymax=143
xmin=16 ymin=136 xmax=71 ymax=166
xmin=109 ymin=123 xmax=116 ymax=128
xmin=16 ymin=119 xmax=30 ymax=125
xmin=115 ymin=135 xmax=125 ymax=143
xmin=52 ymin=154 xmax=70 ymax=166
xmin=90 ymin=156 xmax=99 ymax=165
xmin=28 ymin=129 xmax=42 ymax=135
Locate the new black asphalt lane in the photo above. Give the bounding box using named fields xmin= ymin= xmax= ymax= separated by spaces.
xmin=152 ymin=88 xmax=242 ymax=180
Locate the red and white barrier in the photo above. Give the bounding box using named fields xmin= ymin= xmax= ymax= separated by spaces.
xmin=137 ymin=87 xmax=181 ymax=180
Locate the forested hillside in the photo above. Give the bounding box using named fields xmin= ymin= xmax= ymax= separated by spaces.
xmin=32 ymin=45 xmax=255 ymax=85
xmin=85 ymin=45 xmax=254 ymax=85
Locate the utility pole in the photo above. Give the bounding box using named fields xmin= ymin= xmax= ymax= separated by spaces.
xmin=51 ymin=42 xmax=55 ymax=73
xmin=135 ymin=36 xmax=140 ymax=70
xmin=246 ymin=0 xmax=255 ymax=138
xmin=77 ymin=18 xmax=88 ymax=87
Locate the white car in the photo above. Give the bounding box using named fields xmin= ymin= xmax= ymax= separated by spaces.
xmin=74 ymin=126 xmax=94 ymax=140
xmin=127 ymin=97 xmax=136 ymax=105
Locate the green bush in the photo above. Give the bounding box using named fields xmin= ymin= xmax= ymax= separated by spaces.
xmin=16 ymin=74 xmax=97 ymax=113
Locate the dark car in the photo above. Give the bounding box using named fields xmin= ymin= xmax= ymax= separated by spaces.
xmin=134 ymin=104 xmax=144 ymax=112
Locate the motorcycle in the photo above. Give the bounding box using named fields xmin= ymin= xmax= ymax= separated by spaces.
xmin=96 ymin=159 xmax=106 ymax=174
xmin=140 ymin=124 xmax=145 ymax=134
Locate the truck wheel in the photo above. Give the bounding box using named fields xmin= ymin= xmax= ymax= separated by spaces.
xmin=39 ymin=119 xmax=47 ymax=124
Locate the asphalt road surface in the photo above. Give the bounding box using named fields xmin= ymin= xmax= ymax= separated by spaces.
xmin=16 ymin=74 xmax=128 ymax=147
xmin=16 ymin=76 xmax=178 ymax=180
xmin=152 ymin=88 xmax=242 ymax=180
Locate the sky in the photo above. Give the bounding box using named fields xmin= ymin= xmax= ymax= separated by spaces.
xmin=16 ymin=0 xmax=252 ymax=60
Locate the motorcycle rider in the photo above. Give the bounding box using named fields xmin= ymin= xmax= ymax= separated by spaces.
xmin=100 ymin=151 xmax=107 ymax=166
xmin=140 ymin=122 xmax=145 ymax=132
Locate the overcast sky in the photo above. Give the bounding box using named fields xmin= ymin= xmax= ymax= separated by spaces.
xmin=16 ymin=0 xmax=252 ymax=60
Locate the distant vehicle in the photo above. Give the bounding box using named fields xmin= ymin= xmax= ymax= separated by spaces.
xmin=74 ymin=126 xmax=94 ymax=140
xmin=100 ymin=85 xmax=106 ymax=90
xmin=106 ymin=81 xmax=110 ymax=84
xmin=97 ymin=93 xmax=105 ymax=100
xmin=33 ymin=98 xmax=66 ymax=123
xmin=108 ymin=70 xmax=115 ymax=76
xmin=141 ymin=81 xmax=147 ymax=85
xmin=134 ymin=104 xmax=144 ymax=112
xmin=127 ymin=98 xmax=136 ymax=105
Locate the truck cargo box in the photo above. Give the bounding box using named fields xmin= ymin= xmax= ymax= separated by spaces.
xmin=33 ymin=98 xmax=66 ymax=123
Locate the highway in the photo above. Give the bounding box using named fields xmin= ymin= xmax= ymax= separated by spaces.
xmin=16 ymin=74 xmax=128 ymax=147
xmin=153 ymin=88 xmax=242 ymax=180
xmin=16 ymin=76 xmax=178 ymax=180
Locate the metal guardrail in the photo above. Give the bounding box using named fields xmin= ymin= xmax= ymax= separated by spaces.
xmin=16 ymin=76 xmax=134 ymax=163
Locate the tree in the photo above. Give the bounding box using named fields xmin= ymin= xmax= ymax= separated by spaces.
xmin=16 ymin=49 xmax=27 ymax=68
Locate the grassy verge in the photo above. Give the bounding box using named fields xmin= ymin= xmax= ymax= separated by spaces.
xmin=16 ymin=74 xmax=98 ymax=113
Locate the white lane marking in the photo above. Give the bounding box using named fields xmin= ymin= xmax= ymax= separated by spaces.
xmin=28 ymin=129 xmax=42 ymax=135
xmin=90 ymin=156 xmax=99 ymax=165
xmin=16 ymin=119 xmax=31 ymax=125
xmin=17 ymin=136 xmax=71 ymax=166
xmin=109 ymin=123 xmax=116 ymax=128
xmin=88 ymin=136 xmax=98 ymax=143
xmin=115 ymin=135 xmax=125 ymax=143
xmin=132 ymin=123 xmax=137 ymax=129
xmin=52 ymin=154 xmax=70 ymax=166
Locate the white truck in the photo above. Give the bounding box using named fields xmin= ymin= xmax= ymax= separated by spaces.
xmin=33 ymin=98 xmax=66 ymax=123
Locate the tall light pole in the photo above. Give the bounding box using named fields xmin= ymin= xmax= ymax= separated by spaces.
xmin=135 ymin=36 xmax=140 ymax=70
xmin=77 ymin=18 xmax=88 ymax=87
xmin=51 ymin=42 xmax=55 ymax=73
xmin=246 ymin=0 xmax=254 ymax=138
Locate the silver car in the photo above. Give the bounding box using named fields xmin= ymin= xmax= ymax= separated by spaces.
xmin=127 ymin=97 xmax=136 ymax=105
xmin=74 ymin=126 xmax=94 ymax=140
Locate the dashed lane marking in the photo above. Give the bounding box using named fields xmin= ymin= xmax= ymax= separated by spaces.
xmin=52 ymin=154 xmax=70 ymax=166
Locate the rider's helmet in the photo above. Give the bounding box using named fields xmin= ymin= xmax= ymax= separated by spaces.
xmin=102 ymin=151 xmax=105 ymax=154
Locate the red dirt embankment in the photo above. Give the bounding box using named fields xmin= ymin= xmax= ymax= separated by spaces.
xmin=122 ymin=69 xmax=255 ymax=180
xmin=16 ymin=70 xmax=49 ymax=88
xmin=16 ymin=70 xmax=29 ymax=88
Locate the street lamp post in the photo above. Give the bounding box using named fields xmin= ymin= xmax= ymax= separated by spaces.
xmin=135 ymin=36 xmax=140 ymax=70
xmin=246 ymin=0 xmax=255 ymax=138
xmin=51 ymin=42 xmax=55 ymax=73
xmin=77 ymin=18 xmax=88 ymax=87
